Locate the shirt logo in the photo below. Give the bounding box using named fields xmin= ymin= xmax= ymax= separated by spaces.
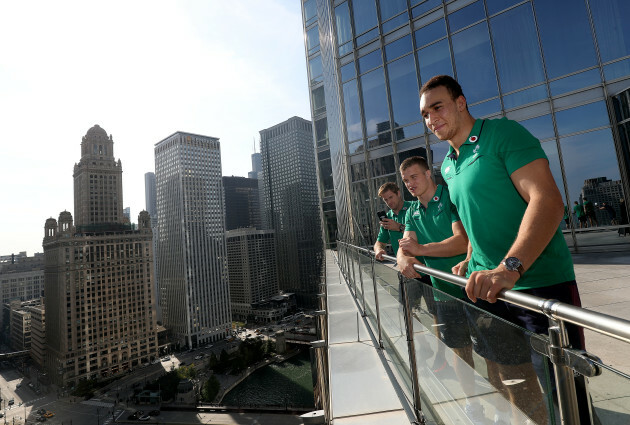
xmin=437 ymin=202 xmax=443 ymax=213
xmin=413 ymin=210 xmax=420 ymax=217
xmin=433 ymin=196 xmax=439 ymax=202
xmin=469 ymin=135 xmax=478 ymax=143
xmin=473 ymin=144 xmax=480 ymax=154
xmin=444 ymin=166 xmax=451 ymax=174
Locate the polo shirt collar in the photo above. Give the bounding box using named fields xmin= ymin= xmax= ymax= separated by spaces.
xmin=419 ymin=186 xmax=443 ymax=210
xmin=446 ymin=119 xmax=484 ymax=159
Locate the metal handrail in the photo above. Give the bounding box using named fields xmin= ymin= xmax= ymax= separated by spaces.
xmin=347 ymin=243 xmax=630 ymax=345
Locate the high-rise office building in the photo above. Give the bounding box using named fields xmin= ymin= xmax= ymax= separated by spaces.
xmin=155 ymin=131 xmax=231 ymax=349
xmin=0 ymin=253 xmax=44 ymax=336
xmin=248 ymin=152 xmax=262 ymax=179
xmin=225 ymin=228 xmax=279 ymax=321
xmin=259 ymin=116 xmax=323 ymax=307
xmin=222 ymin=176 xmax=261 ymax=230
xmin=301 ymin=0 xmax=630 ymax=251
xmin=43 ymin=125 xmax=157 ymax=387
xmin=25 ymin=303 xmax=45 ymax=368
xmin=144 ymin=171 xmax=161 ymax=321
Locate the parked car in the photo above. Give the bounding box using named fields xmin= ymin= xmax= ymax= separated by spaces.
xmin=36 ymin=416 xmax=46 ymax=422
xmin=37 ymin=409 xmax=46 ymax=415
xmin=44 ymin=411 xmax=55 ymax=418
xmin=148 ymin=410 xmax=160 ymax=416
xmin=8 ymin=399 xmax=14 ymax=405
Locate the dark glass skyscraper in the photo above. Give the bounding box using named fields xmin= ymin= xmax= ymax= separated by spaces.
xmin=222 ymin=176 xmax=261 ymax=230
xmin=260 ymin=116 xmax=323 ymax=307
xmin=302 ymin=0 xmax=630 ymax=251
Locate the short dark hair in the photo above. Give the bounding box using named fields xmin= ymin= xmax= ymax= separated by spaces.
xmin=378 ymin=182 xmax=400 ymax=197
xmin=420 ymin=75 xmax=465 ymax=101
xmin=400 ymin=156 xmax=429 ymax=172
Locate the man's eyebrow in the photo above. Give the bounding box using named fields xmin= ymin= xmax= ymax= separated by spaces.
xmin=421 ymin=100 xmax=442 ymax=114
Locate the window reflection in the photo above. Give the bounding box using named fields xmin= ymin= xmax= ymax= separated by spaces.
xmin=352 ymin=0 xmax=378 ymax=35
xmin=604 ymin=58 xmax=630 ymax=81
xmin=315 ymin=118 xmax=329 ymax=147
xmin=451 ymin=22 xmax=498 ymax=103
xmin=518 ymin=114 xmax=555 ymax=141
xmin=309 ymin=56 xmax=323 ymax=83
xmin=414 ymin=19 xmax=446 ymax=48
xmin=351 ymin=162 xmax=367 ymax=181
xmin=503 ymin=85 xmax=547 ymax=110
xmin=312 ymin=86 xmax=326 ymax=115
xmin=549 ymin=69 xmax=601 ymax=97
xmin=395 ymin=122 xmax=424 ymax=141
xmin=448 ymin=1 xmax=485 ymax=32
xmin=335 ymin=2 xmax=352 ymax=46
xmin=428 ymin=141 xmax=450 ymax=185
xmin=559 ymin=129 xmax=621 ymax=212
xmin=343 ymin=81 xmax=363 ymax=141
xmin=486 ymin=0 xmax=521 ymax=15
xmin=318 ymin=150 xmax=334 ymax=192
xmin=360 ymin=68 xmax=390 ymax=137
xmin=534 ymin=0 xmax=597 ymax=79
xmin=468 ymin=98 xmax=501 ymax=118
xmin=379 ymin=0 xmax=407 ymax=21
xmin=418 ymin=39 xmax=453 ymax=84
xmin=358 ymin=49 xmax=383 ymax=74
xmin=541 ymin=141 xmax=566 ymax=203
xmin=387 ymin=54 xmax=421 ymax=127
xmin=341 ymin=61 xmax=356 ymax=82
xmin=411 ymin=0 xmax=442 ymax=19
xmin=304 ymin=0 xmax=317 ymax=25
xmin=490 ymin=4 xmax=545 ymax=93
xmin=588 ymin=0 xmax=630 ymax=62
xmin=370 ymin=155 xmax=396 ymax=177
xmin=306 ymin=25 xmax=320 ymax=54
xmin=555 ymin=101 xmax=609 ymax=136
xmin=385 ymin=35 xmax=412 ymax=62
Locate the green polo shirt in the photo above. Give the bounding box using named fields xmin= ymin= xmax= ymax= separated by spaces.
xmin=377 ymin=201 xmax=412 ymax=256
xmin=583 ymin=200 xmax=594 ymax=214
xmin=573 ymin=204 xmax=585 ymax=217
xmin=404 ymin=185 xmax=466 ymax=300
xmin=441 ymin=118 xmax=575 ymax=290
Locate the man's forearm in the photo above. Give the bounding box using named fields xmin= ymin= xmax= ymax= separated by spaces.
xmin=416 ymin=234 xmax=468 ymax=258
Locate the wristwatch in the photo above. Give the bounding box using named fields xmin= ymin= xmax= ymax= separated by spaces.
xmin=398 ymin=224 xmax=405 ymax=233
xmin=501 ymin=257 xmax=524 ymax=277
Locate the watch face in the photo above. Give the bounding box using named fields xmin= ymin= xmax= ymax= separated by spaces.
xmin=505 ymin=257 xmax=522 ymax=270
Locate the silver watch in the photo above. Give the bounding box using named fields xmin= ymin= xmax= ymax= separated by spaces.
xmin=501 ymin=257 xmax=524 ymax=276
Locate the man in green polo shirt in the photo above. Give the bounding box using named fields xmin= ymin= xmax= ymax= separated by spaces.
xmin=573 ymin=201 xmax=587 ymax=229
xmin=397 ymin=156 xmax=484 ymax=420
xmin=373 ymin=182 xmax=411 ymax=260
xmin=420 ymin=74 xmax=584 ymax=425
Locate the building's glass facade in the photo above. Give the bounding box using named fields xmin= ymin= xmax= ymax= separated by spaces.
xmin=302 ymin=0 xmax=630 ymax=251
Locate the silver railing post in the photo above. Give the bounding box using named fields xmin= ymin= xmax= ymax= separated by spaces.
xmin=370 ymin=255 xmax=384 ymax=348
xmin=350 ymin=247 xmax=358 ymax=295
xmin=399 ymin=273 xmax=425 ymax=424
xmin=547 ymin=318 xmax=581 ymax=424
xmin=356 ymin=250 xmax=367 ymax=316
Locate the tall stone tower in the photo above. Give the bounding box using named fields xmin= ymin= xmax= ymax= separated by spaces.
xmin=43 ymin=125 xmax=158 ymax=388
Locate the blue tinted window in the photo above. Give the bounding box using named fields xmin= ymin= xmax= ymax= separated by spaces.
xmin=519 ymin=114 xmax=555 ymax=140
xmin=309 ymin=56 xmax=323 ymax=83
xmin=549 ymin=69 xmax=601 ymax=97
xmin=339 ymin=42 xmax=353 ymax=57
xmin=448 ymin=1 xmax=485 ymax=32
xmin=341 ymin=62 xmax=356 ymax=82
xmin=555 ymin=101 xmax=609 ymax=136
xmin=589 ymin=0 xmax=630 ymax=62
xmin=412 ymin=0 xmax=442 ymax=19
xmin=349 ymin=141 xmax=365 ymax=154
xmin=312 ymin=86 xmax=326 ymax=115
xmin=360 ymin=68 xmax=390 ymax=136
xmin=451 ymin=23 xmax=498 ymax=103
xmin=304 ymin=0 xmax=317 ymax=25
xmin=388 ymin=55 xmax=421 ymax=127
xmin=358 ymin=50 xmax=383 ymax=73
xmin=559 ymin=128 xmax=620 ymax=206
xmin=414 ymin=19 xmax=446 ymax=48
xmin=380 ymin=0 xmax=407 ymax=21
xmin=335 ymin=2 xmax=352 ymax=46
xmin=468 ymin=98 xmax=501 ymax=118
xmin=490 ymin=4 xmax=545 ymax=93
xmin=395 ymin=123 xmax=424 ymax=141
xmin=534 ymin=0 xmax=597 ymax=79
xmin=604 ymin=59 xmax=630 ymax=81
xmin=418 ymin=39 xmax=453 ymax=84
xmin=503 ymin=85 xmax=547 ymax=110
xmin=486 ymin=0 xmax=521 ymax=15
xmin=541 ymin=141 xmax=566 ymax=203
xmin=370 ymin=156 xmax=396 ymax=176
xmin=343 ymin=81 xmax=363 ymax=141
xmin=306 ymin=25 xmax=320 ymax=54
xmin=356 ymin=28 xmax=379 ymax=47
xmin=385 ymin=36 xmax=412 ymax=61
xmin=368 ymin=132 xmax=393 ymax=149
xmin=382 ymin=13 xmax=409 ymax=34
xmin=352 ymin=0 xmax=378 ymax=35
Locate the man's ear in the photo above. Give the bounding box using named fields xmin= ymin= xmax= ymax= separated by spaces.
xmin=456 ymin=95 xmax=467 ymax=111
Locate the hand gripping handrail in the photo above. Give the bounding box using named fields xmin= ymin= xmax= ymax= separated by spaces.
xmin=351 ymin=244 xmax=630 ymax=344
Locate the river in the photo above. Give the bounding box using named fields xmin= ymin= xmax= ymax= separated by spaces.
xmin=222 ymin=350 xmax=314 ymax=408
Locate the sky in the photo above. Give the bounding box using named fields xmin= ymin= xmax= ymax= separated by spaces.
xmin=0 ymin=0 xmax=311 ymax=256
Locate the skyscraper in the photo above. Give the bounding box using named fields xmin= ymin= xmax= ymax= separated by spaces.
xmin=302 ymin=0 xmax=630 ymax=251
xmin=259 ymin=116 xmax=323 ymax=307
xmin=248 ymin=152 xmax=262 ymax=179
xmin=225 ymin=228 xmax=279 ymax=321
xmin=222 ymin=176 xmax=261 ymax=230
xmin=43 ymin=125 xmax=157 ymax=387
xmin=155 ymin=131 xmax=231 ymax=349
xmin=145 ymin=172 xmax=161 ymax=321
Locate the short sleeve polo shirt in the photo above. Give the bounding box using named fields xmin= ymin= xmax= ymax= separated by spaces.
xmin=440 ymin=118 xmax=575 ymax=290
xmin=573 ymin=204 xmax=585 ymax=217
xmin=404 ymin=185 xmax=466 ymax=300
xmin=377 ymin=201 xmax=412 ymax=256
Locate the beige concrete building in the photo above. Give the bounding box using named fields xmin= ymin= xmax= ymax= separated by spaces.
xmin=10 ymin=307 xmax=31 ymax=351
xmin=43 ymin=125 xmax=158 ymax=388
xmin=0 ymin=253 xmax=44 ymax=333
xmin=25 ymin=303 xmax=45 ymax=368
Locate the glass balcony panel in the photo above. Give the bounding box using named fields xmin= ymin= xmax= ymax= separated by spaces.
xmin=583 ymin=358 xmax=630 ymax=424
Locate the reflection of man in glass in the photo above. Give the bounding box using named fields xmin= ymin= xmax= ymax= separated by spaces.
xmin=599 ymin=202 xmax=618 ymax=225
xmin=573 ymin=201 xmax=587 ymax=229
xmin=373 ymin=182 xmax=410 ymax=261
xmin=420 ymin=75 xmax=584 ymax=425
xmin=582 ymin=198 xmax=598 ymax=227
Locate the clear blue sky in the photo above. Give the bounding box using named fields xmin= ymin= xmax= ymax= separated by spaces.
xmin=0 ymin=1 xmax=311 ymax=255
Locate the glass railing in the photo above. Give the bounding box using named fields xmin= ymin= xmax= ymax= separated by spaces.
xmin=332 ymin=241 xmax=630 ymax=425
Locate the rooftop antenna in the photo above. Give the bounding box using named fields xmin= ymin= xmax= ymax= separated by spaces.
xmin=253 ymin=136 xmax=257 ymax=153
